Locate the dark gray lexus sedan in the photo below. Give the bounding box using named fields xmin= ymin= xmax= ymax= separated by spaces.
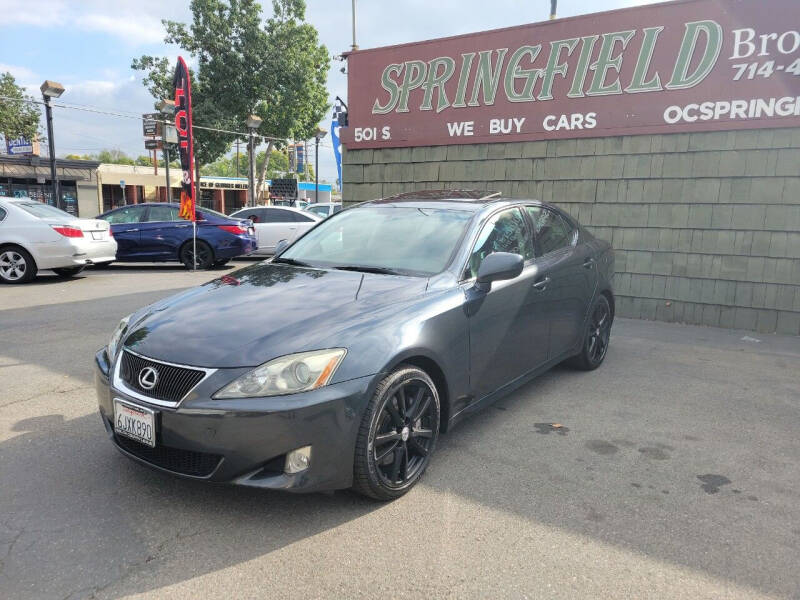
xmin=95 ymin=192 xmax=614 ymax=500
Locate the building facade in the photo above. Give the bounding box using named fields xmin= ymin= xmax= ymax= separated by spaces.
xmin=340 ymin=0 xmax=800 ymax=335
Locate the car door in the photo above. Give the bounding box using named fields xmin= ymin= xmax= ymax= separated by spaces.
xmin=137 ymin=205 xmax=184 ymax=260
xmin=102 ymin=206 xmax=147 ymax=259
xmin=462 ymin=207 xmax=540 ymax=401
xmin=259 ymin=208 xmax=297 ymax=252
xmin=525 ymin=206 xmax=597 ymax=360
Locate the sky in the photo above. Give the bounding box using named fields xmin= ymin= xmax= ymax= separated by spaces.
xmin=0 ymin=0 xmax=660 ymax=182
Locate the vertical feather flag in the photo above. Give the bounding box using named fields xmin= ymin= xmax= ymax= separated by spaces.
xmin=173 ymin=57 xmax=196 ymax=221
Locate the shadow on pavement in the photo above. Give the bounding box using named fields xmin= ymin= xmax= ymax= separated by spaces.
xmin=1 ymin=289 xmax=799 ymax=598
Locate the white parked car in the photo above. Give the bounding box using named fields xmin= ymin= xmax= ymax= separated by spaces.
xmin=229 ymin=205 xmax=321 ymax=255
xmin=0 ymin=197 xmax=117 ymax=284
xmin=304 ymin=202 xmax=343 ymax=219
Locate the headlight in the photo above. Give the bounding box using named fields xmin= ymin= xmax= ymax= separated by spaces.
xmin=214 ymin=349 xmax=347 ymax=399
xmin=107 ymin=315 xmax=131 ymax=360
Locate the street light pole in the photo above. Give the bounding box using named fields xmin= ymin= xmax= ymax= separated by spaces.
xmin=314 ymin=127 xmax=327 ymax=205
xmin=246 ymin=115 xmax=263 ymax=207
xmin=157 ymin=99 xmax=175 ymax=202
xmin=550 ymin=0 xmax=557 ymax=19
xmin=40 ymin=80 xmax=65 ymax=210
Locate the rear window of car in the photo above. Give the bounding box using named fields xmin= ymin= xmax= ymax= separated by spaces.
xmin=15 ymin=202 xmax=74 ymax=220
xmin=263 ymin=208 xmax=295 ymax=223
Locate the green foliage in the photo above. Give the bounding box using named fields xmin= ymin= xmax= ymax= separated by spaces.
xmin=0 ymin=72 xmax=41 ymax=141
xmin=96 ymin=149 xmax=135 ymax=165
xmin=131 ymin=0 xmax=330 ymax=176
xmin=201 ymin=148 xmax=291 ymax=179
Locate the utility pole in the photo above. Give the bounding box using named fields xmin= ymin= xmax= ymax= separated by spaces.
xmin=246 ymin=115 xmax=263 ymax=207
xmin=351 ymin=0 xmax=358 ymax=51
xmin=550 ymin=0 xmax=557 ymax=19
xmin=235 ymin=140 xmax=240 ymax=177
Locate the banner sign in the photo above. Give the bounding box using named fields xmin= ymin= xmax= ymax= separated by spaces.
xmin=7 ymin=136 xmax=35 ymax=155
xmin=342 ymin=0 xmax=800 ymax=148
xmin=331 ymin=98 xmax=345 ymax=185
xmin=173 ymin=56 xmax=196 ymax=221
xmin=296 ymin=144 xmax=305 ymax=174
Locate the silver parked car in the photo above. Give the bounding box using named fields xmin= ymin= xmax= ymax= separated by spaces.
xmin=229 ymin=205 xmax=321 ymax=255
xmin=304 ymin=202 xmax=343 ymax=219
xmin=0 ymin=197 xmax=117 ymax=283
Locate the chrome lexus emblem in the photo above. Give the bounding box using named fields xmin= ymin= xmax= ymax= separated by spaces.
xmin=138 ymin=367 xmax=159 ymax=390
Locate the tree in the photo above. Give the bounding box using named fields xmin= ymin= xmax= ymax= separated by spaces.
xmin=132 ymin=0 xmax=329 ymax=204
xmin=0 ymin=72 xmax=41 ymax=142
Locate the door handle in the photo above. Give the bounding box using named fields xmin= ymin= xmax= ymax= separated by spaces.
xmin=532 ymin=276 xmax=550 ymax=290
xmin=583 ymin=257 xmax=596 ymax=269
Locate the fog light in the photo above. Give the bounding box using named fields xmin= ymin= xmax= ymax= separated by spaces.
xmin=285 ymin=445 xmax=312 ymax=474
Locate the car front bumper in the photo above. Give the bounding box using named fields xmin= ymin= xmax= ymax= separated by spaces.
xmin=95 ymin=349 xmax=374 ymax=492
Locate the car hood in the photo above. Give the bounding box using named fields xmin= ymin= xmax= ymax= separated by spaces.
xmin=123 ymin=263 xmax=430 ymax=368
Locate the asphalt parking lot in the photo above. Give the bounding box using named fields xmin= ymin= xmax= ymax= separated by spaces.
xmin=1 ymin=262 xmax=799 ymax=599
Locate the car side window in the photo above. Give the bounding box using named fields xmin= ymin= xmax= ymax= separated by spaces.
xmin=263 ymin=208 xmax=294 ymax=223
xmin=292 ymin=212 xmax=314 ymax=223
xmin=146 ymin=206 xmax=178 ymax=222
xmin=525 ymin=206 xmax=574 ymax=256
xmin=0 ymin=207 xmax=6 ymax=222
xmin=464 ymin=208 xmax=533 ymax=279
xmin=104 ymin=206 xmax=145 ymax=224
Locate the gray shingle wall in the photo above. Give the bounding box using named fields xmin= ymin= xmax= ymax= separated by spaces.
xmin=341 ymin=128 xmax=800 ymax=335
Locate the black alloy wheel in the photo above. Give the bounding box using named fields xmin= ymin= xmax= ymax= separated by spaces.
xmin=180 ymin=240 xmax=214 ymax=270
xmin=53 ymin=266 xmax=86 ymax=278
xmin=570 ymin=294 xmax=613 ymax=370
xmin=353 ymin=366 xmax=440 ymax=500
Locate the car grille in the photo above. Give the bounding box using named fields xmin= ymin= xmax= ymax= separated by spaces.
xmin=114 ymin=434 xmax=222 ymax=477
xmin=119 ymin=350 xmax=206 ymax=403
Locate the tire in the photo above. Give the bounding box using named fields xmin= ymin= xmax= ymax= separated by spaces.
xmin=53 ymin=266 xmax=86 ymax=278
xmin=0 ymin=246 xmax=37 ymax=284
xmin=179 ymin=240 xmax=214 ymax=270
xmin=92 ymin=261 xmax=114 ymax=269
xmin=568 ymin=294 xmax=613 ymax=371
xmin=352 ymin=365 xmax=440 ymax=501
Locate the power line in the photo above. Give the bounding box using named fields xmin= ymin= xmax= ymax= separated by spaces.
xmin=0 ymin=95 xmax=289 ymax=143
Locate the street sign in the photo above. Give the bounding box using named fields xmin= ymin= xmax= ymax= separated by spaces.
xmin=142 ymin=112 xmax=161 ymax=137
xmin=7 ymin=136 xmax=35 ymax=155
xmin=145 ymin=139 xmax=163 ymax=150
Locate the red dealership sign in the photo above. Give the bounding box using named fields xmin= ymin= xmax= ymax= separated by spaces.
xmin=342 ymin=0 xmax=800 ymax=149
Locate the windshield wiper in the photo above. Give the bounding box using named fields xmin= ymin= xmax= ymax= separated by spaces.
xmin=333 ymin=264 xmax=403 ymax=275
xmin=271 ymin=257 xmax=313 ymax=267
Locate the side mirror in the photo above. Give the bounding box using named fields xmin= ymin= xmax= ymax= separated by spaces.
xmin=274 ymin=239 xmax=290 ymax=255
xmin=475 ymin=252 xmax=523 ymax=291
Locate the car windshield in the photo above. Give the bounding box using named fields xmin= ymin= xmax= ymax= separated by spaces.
xmin=15 ymin=202 xmax=74 ymax=220
xmin=279 ymin=205 xmax=473 ymax=276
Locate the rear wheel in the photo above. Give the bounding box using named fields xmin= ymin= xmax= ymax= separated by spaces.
xmin=53 ymin=266 xmax=85 ymax=278
xmin=0 ymin=246 xmax=37 ymax=284
xmin=180 ymin=240 xmax=214 ymax=270
xmin=353 ymin=366 xmax=440 ymax=501
xmin=92 ymin=261 xmax=114 ymax=269
xmin=569 ymin=294 xmax=613 ymax=371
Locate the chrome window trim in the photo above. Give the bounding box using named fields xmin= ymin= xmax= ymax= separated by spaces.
xmin=112 ymin=348 xmax=217 ymax=408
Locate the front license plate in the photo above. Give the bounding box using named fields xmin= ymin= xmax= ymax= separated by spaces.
xmin=113 ymin=399 xmax=156 ymax=447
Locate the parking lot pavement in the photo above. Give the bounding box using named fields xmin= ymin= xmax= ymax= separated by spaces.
xmin=1 ymin=267 xmax=799 ymax=600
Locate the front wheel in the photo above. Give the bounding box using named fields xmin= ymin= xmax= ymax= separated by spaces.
xmin=180 ymin=240 xmax=214 ymax=270
xmin=352 ymin=366 xmax=440 ymax=501
xmin=569 ymin=294 xmax=613 ymax=371
xmin=53 ymin=266 xmax=85 ymax=278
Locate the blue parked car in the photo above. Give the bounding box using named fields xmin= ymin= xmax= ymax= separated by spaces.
xmin=96 ymin=203 xmax=257 ymax=270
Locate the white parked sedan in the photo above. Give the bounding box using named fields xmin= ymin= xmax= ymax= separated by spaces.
xmin=229 ymin=205 xmax=321 ymax=255
xmin=0 ymin=197 xmax=117 ymax=284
